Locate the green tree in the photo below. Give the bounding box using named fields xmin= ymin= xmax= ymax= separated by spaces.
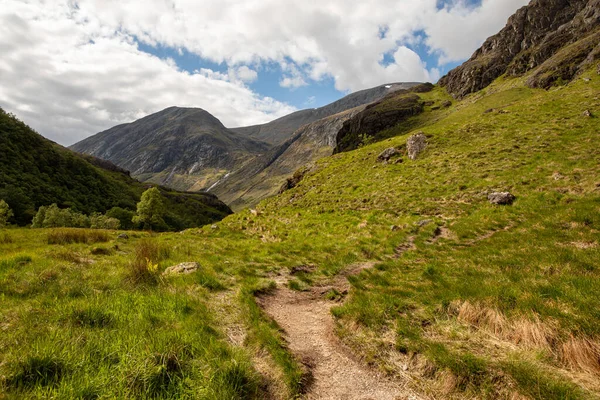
xmin=133 ymin=188 xmax=166 ymax=230
xmin=0 ymin=199 xmax=14 ymax=227
xmin=31 ymin=205 xmax=47 ymax=228
xmin=106 ymin=207 xmax=135 ymax=230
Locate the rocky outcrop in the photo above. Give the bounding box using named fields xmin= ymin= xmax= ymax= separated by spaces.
xmin=163 ymin=262 xmax=200 ymax=275
xmin=440 ymin=0 xmax=600 ymax=98
xmin=377 ymin=148 xmax=400 ymax=162
xmin=488 ymin=192 xmax=516 ymax=205
xmin=334 ymin=83 xmax=434 ymax=153
xmin=407 ymin=133 xmax=427 ymax=160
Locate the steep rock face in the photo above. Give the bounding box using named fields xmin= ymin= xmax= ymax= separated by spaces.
xmin=211 ymin=107 xmax=365 ymax=210
xmin=334 ymin=83 xmax=434 ymax=153
xmin=230 ymin=82 xmax=420 ymax=145
xmin=440 ymin=0 xmax=600 ymax=98
xmin=71 ymin=107 xmax=270 ymax=190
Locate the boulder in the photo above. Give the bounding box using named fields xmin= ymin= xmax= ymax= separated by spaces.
xmin=488 ymin=192 xmax=516 ymax=205
xmin=163 ymin=262 xmax=200 ymax=276
xmin=407 ymin=133 xmax=427 ymax=160
xmin=377 ymin=147 xmax=400 ymax=162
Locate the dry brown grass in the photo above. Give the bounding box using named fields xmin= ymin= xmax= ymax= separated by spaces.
xmin=509 ymin=315 xmax=556 ymax=349
xmin=560 ymin=336 xmax=600 ymax=375
xmin=457 ymin=301 xmax=507 ymax=336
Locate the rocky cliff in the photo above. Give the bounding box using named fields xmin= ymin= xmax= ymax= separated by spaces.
xmin=440 ymin=0 xmax=600 ymax=98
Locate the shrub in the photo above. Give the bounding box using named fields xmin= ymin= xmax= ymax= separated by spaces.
xmin=106 ymin=207 xmax=135 ymax=230
xmin=89 ymin=213 xmax=120 ymax=230
xmin=0 ymin=199 xmax=13 ymax=227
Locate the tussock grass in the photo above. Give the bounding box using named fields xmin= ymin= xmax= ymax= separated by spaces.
xmin=127 ymin=239 xmax=170 ymax=285
xmin=560 ymin=337 xmax=600 ymax=375
xmin=47 ymin=228 xmax=109 ymax=244
xmin=0 ymin=231 xmax=13 ymax=244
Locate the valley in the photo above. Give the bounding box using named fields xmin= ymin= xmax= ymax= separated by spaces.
xmin=1 ymin=0 xmax=599 ymax=398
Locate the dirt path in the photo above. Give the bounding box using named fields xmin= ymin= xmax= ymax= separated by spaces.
xmin=258 ymin=264 xmax=421 ymax=400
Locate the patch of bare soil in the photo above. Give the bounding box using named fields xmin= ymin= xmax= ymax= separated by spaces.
xmin=258 ymin=263 xmax=421 ymax=400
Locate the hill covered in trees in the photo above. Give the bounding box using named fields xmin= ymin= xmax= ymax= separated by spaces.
xmin=0 ymin=108 xmax=232 ymax=229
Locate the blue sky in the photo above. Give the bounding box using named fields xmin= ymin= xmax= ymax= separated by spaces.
xmin=0 ymin=0 xmax=528 ymax=144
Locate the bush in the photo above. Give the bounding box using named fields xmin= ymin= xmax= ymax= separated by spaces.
xmin=106 ymin=207 xmax=135 ymax=230
xmin=89 ymin=213 xmax=120 ymax=230
xmin=0 ymin=199 xmax=14 ymax=227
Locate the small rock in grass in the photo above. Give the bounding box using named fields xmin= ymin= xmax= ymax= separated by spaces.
xmin=407 ymin=132 xmax=427 ymax=160
xmin=416 ymin=219 xmax=432 ymax=227
xmin=391 ymin=225 xmax=400 ymax=231
xmin=377 ymin=147 xmax=400 ymax=162
xmin=441 ymin=100 xmax=452 ymax=108
xmin=552 ymin=172 xmax=565 ymax=180
xmin=211 ymin=225 xmax=218 ymax=230
xmin=117 ymin=233 xmax=129 ymax=239
xmin=582 ymin=110 xmax=592 ymax=118
xmin=163 ymin=262 xmax=200 ymax=276
xmin=488 ymin=192 xmax=516 ymax=205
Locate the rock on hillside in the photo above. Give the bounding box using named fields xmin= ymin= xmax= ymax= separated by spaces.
xmin=440 ymin=0 xmax=600 ymax=98
xmin=334 ymin=83 xmax=434 ymax=153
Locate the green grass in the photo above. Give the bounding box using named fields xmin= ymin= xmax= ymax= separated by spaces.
xmin=1 ymin=66 xmax=599 ymax=398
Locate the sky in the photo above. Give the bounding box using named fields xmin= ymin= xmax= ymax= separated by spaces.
xmin=0 ymin=0 xmax=529 ymax=146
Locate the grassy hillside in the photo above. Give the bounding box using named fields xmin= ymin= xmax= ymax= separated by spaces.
xmin=0 ymin=109 xmax=232 ymax=229
xmin=1 ymin=66 xmax=599 ymax=399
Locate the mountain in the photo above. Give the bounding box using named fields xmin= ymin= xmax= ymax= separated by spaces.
xmin=440 ymin=0 xmax=600 ymax=98
xmin=211 ymin=106 xmax=366 ymax=210
xmin=70 ymin=107 xmax=271 ymax=192
xmin=230 ymin=82 xmax=420 ymax=145
xmin=71 ymin=83 xmax=421 ymax=209
xmin=0 ymin=108 xmax=232 ymax=228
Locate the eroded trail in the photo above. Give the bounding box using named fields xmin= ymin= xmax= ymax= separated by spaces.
xmin=258 ymin=264 xmax=420 ymax=400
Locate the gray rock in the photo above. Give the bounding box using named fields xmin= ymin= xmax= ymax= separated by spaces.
xmin=377 ymin=147 xmax=400 ymax=162
xmin=582 ymin=110 xmax=592 ymax=118
xmin=211 ymin=224 xmax=218 ymax=230
xmin=441 ymin=100 xmax=452 ymax=108
xmin=117 ymin=233 xmax=129 ymax=239
xmin=488 ymin=192 xmax=516 ymax=205
xmin=407 ymin=133 xmax=427 ymax=160
xmin=163 ymin=262 xmax=200 ymax=276
xmin=416 ymin=219 xmax=432 ymax=227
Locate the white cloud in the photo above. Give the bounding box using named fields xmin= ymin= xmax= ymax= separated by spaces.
xmin=229 ymin=66 xmax=259 ymax=83
xmin=0 ymin=0 xmax=529 ymax=145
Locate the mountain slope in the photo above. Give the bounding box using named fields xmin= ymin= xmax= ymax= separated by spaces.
xmin=211 ymin=106 xmax=366 ymax=210
xmin=230 ymin=82 xmax=420 ymax=145
xmin=0 ymin=108 xmax=231 ymax=228
xmin=71 ymin=107 xmax=270 ymax=191
xmin=71 ymin=83 xmax=422 ymax=208
xmin=440 ymin=0 xmax=600 ymax=98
